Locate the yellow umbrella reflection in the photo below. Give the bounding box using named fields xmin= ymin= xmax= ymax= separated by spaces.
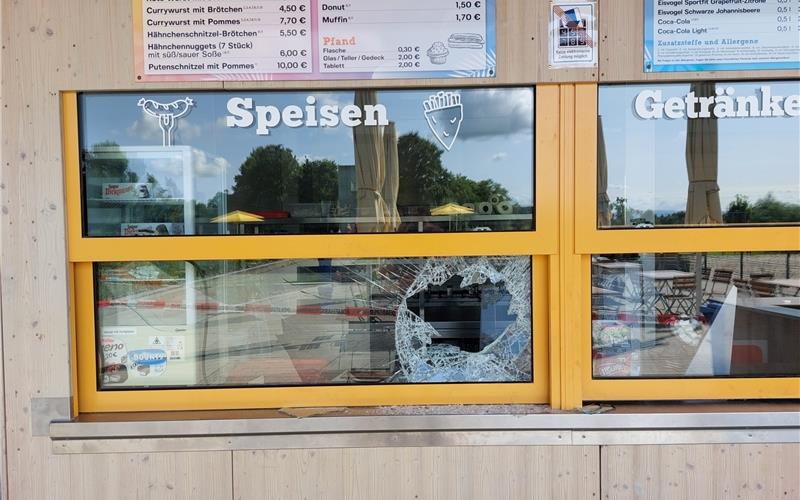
xmin=211 ymin=210 xmax=263 ymax=235
xmin=353 ymin=90 xmax=387 ymax=233
xmin=430 ymin=202 xmax=474 ymax=231
xmin=685 ymin=82 xmax=721 ymax=315
xmin=685 ymin=81 xmax=722 ymax=225
xmin=597 ymin=116 xmax=611 ymax=226
xmin=382 ymin=121 xmax=401 ymax=232
xmin=210 ymin=210 xmax=264 ymax=223
xmin=430 ymin=202 xmax=475 ymax=216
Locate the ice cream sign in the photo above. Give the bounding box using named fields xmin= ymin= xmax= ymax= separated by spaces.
xmin=225 ymin=96 xmax=389 ymax=135
xmin=424 ymin=91 xmax=463 ymax=151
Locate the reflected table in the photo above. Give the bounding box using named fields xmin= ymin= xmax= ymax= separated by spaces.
xmin=758 ymin=278 xmax=800 ymax=296
xmin=641 ymin=270 xmax=697 ymax=313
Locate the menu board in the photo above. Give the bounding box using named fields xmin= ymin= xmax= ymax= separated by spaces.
xmin=644 ymin=0 xmax=800 ymax=72
xmin=134 ymin=0 xmax=496 ymax=81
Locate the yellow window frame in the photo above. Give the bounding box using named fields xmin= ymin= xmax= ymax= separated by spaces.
xmin=64 ymin=83 xmax=797 ymax=414
xmin=572 ymin=84 xmax=800 ymax=402
xmin=62 ymin=86 xmax=561 ymax=413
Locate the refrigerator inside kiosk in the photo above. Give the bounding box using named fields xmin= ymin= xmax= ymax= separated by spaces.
xmin=88 ymin=146 xmax=200 ymax=388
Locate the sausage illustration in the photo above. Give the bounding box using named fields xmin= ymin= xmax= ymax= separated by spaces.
xmin=137 ymin=97 xmax=195 ymax=146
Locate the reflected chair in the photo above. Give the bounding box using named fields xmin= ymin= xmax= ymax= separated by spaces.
xmin=750 ymin=280 xmax=777 ymax=298
xmin=662 ymin=276 xmax=697 ymax=316
xmin=732 ymin=278 xmax=752 ymax=297
xmin=705 ymin=269 xmax=733 ymax=300
xmin=701 ymin=267 xmax=712 ymax=296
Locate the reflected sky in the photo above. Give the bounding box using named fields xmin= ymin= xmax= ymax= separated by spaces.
xmin=80 ymin=88 xmax=534 ymax=207
xmin=599 ymin=80 xmax=800 ymax=213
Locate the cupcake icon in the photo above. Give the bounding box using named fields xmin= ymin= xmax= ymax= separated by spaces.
xmin=427 ymin=42 xmax=449 ymax=64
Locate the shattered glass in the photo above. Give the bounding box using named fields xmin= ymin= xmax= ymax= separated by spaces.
xmin=388 ymin=256 xmax=532 ymax=383
xmin=96 ymin=255 xmax=532 ymax=389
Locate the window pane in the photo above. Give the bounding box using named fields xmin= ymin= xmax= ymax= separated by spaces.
xmin=96 ymin=256 xmax=532 ymax=389
xmin=598 ymin=80 xmax=800 ymax=228
xmin=592 ymin=252 xmax=800 ymax=378
xmin=80 ymin=87 xmax=534 ymax=237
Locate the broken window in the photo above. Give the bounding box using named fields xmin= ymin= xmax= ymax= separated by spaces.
xmin=591 ymin=252 xmax=800 ymax=378
xmin=95 ymin=256 xmax=532 ymax=389
xmin=394 ymin=257 xmax=532 ymax=382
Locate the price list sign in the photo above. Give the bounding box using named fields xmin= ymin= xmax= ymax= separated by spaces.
xmin=134 ymin=0 xmax=496 ymax=81
xmin=135 ymin=0 xmax=313 ymax=78
xmin=644 ymin=0 xmax=800 ymax=72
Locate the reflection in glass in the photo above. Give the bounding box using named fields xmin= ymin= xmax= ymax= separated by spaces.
xmin=598 ymin=80 xmax=800 ymax=228
xmin=83 ymin=145 xmax=194 ymax=236
xmin=592 ymin=252 xmax=800 ymax=378
xmin=684 ymin=81 xmax=721 ymax=225
xmin=96 ymin=256 xmax=532 ymax=389
xmin=79 ymin=88 xmax=534 ymax=237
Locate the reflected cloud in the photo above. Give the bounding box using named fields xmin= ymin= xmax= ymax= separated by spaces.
xmin=126 ymin=112 xmax=203 ymax=144
xmin=459 ymin=89 xmax=533 ymax=140
xmin=491 ymin=152 xmax=508 ymax=162
xmin=192 ymin=148 xmax=230 ymax=178
xmin=126 ymin=114 xmax=162 ymax=142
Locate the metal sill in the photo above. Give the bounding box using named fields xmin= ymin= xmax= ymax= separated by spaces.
xmin=49 ymin=404 xmax=800 ymax=454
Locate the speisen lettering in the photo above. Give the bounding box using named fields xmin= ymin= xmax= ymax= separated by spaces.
xmin=226 ymin=96 xmax=389 ymax=135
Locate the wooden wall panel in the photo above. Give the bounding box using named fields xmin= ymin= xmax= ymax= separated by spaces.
xmin=1 ymin=0 xmax=796 ymax=498
xmin=6 ymin=441 xmax=231 ymax=500
xmin=0 ymin=0 xmax=224 ymax=498
xmin=233 ymin=446 xmax=600 ymax=500
xmin=66 ymin=451 xmax=232 ymax=500
xmin=224 ymin=0 xmax=595 ymax=91
xmin=599 ymin=0 xmax=800 ymax=82
xmin=0 ymin=0 xmax=588 ymax=495
xmin=2 ymin=440 xmax=234 ymax=499
xmin=601 ymin=444 xmax=800 ymax=499
xmin=0 ymin=0 xmax=6 ymax=461
xmin=0 ymin=0 xmax=592 ymax=492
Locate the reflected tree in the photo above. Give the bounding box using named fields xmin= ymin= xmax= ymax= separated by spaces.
xmin=397 ymin=133 xmax=513 ymax=211
xmin=445 ymin=176 xmax=512 ymax=210
xmin=228 ymin=145 xmax=300 ymax=212
xmin=397 ymin=132 xmax=450 ymax=208
xmin=749 ymin=193 xmax=800 ymax=223
xmin=723 ymin=194 xmax=751 ymax=223
xmin=297 ymin=159 xmax=339 ymax=204
xmin=195 ymin=191 xmax=227 ymax=220
xmin=83 ymin=141 xmax=138 ymax=182
xmin=610 ymin=197 xmax=628 ymax=225
xmin=722 ymin=193 xmax=800 ymax=223
xmin=655 ymin=211 xmax=686 ymax=225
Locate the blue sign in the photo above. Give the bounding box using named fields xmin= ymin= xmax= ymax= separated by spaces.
xmin=644 ymin=0 xmax=800 ymax=73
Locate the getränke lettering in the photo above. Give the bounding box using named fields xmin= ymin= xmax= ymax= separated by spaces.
xmin=634 ymin=86 xmax=800 ymax=119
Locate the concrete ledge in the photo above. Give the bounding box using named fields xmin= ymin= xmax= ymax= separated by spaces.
xmin=50 ymin=406 xmax=800 ymax=454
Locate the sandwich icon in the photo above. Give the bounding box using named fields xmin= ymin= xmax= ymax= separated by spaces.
xmin=447 ymin=33 xmax=485 ymax=49
xmin=423 ymin=91 xmax=463 ymax=151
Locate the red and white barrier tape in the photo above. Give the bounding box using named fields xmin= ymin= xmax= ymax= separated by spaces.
xmin=96 ymin=300 xmax=391 ymax=318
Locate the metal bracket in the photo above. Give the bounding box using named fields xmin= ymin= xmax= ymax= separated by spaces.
xmin=31 ymin=397 xmax=71 ymax=436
